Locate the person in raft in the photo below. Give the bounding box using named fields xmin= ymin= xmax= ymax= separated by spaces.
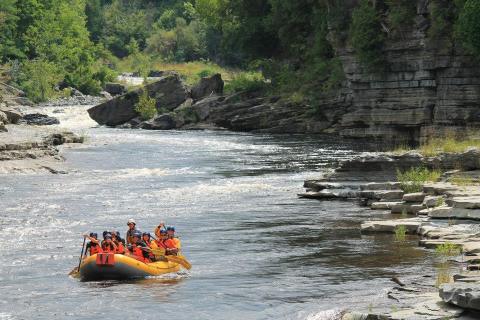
xmin=111 ymin=231 xmax=125 ymax=254
xmin=101 ymin=232 xmax=117 ymax=253
xmin=125 ymin=218 xmax=137 ymax=245
xmin=126 ymin=230 xmax=151 ymax=262
xmin=83 ymin=232 xmax=101 ymax=257
xmin=154 ymin=229 xmax=178 ymax=256
xmin=142 ymin=232 xmax=157 ymax=260
xmin=167 ymin=226 xmax=181 ymax=251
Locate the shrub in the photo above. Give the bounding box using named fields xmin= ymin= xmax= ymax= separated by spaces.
xmin=386 ymin=0 xmax=416 ymax=35
xmin=224 ymin=71 xmax=266 ymax=94
xmin=349 ymin=0 xmax=385 ymax=70
xmin=394 ymin=225 xmax=407 ymax=242
xmin=435 ymin=242 xmax=462 ymax=257
xmin=135 ymin=90 xmax=157 ymax=120
xmin=197 ymin=68 xmax=215 ymax=78
xmin=396 ymin=167 xmax=442 ymax=193
xmin=18 ymin=59 xmax=63 ymax=103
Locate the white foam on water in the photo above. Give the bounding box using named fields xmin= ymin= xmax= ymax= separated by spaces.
xmin=303 ymin=309 xmax=344 ymax=320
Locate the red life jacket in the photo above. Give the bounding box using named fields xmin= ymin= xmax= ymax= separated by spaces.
xmin=89 ymin=243 xmax=102 ymax=255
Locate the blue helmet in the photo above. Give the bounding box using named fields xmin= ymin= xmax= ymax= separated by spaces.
xmin=142 ymin=232 xmax=151 ymax=237
xmin=132 ymin=230 xmax=142 ymax=238
xmin=89 ymin=232 xmax=98 ymax=238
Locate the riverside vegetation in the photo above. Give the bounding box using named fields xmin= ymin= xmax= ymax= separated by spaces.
xmin=2 ymin=0 xmax=480 ymax=110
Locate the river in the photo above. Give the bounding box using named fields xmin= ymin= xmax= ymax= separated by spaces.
xmin=0 ymin=106 xmax=436 ymax=319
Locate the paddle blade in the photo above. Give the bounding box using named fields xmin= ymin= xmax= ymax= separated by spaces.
xmin=166 ymin=256 xmax=192 ymax=270
xmin=69 ymin=267 xmax=80 ymax=278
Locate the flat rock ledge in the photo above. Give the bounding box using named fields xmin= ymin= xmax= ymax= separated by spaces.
xmin=440 ymin=283 xmax=480 ymax=311
xmin=304 ymin=174 xmax=480 ymax=318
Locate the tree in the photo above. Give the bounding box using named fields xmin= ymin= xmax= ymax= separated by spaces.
xmin=18 ymin=59 xmax=63 ymax=102
xmin=349 ymin=0 xmax=385 ymax=70
xmin=455 ymin=0 xmax=480 ymax=56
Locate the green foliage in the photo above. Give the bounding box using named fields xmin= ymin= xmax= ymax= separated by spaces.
xmin=386 ymin=0 xmax=416 ymax=35
xmin=224 ymin=71 xmax=266 ymax=94
xmin=429 ymin=0 xmax=457 ymax=40
xmin=396 ymin=167 xmax=442 ymax=193
xmin=349 ymin=0 xmax=385 ymax=70
xmin=135 ymin=90 xmax=157 ymax=120
xmin=18 ymin=59 xmax=63 ymax=102
xmin=435 ymin=242 xmax=462 ymax=257
xmin=455 ymin=0 xmax=480 ymax=56
xmin=146 ymin=18 xmax=207 ymax=62
xmin=394 ymin=225 xmax=407 ymax=242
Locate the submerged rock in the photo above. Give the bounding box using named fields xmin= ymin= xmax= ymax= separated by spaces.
xmin=21 ymin=113 xmax=59 ymax=126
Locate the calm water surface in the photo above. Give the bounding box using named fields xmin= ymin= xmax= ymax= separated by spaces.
xmin=0 ymin=107 xmax=435 ymax=319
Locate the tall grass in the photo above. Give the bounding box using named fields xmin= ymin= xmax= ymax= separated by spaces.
xmin=389 ymin=131 xmax=480 ymax=157
xmin=396 ymin=167 xmax=442 ymax=193
xmin=419 ymin=133 xmax=480 ymax=157
xmin=224 ymin=71 xmax=266 ymax=94
xmin=115 ymin=56 xmax=237 ymax=85
xmin=394 ymin=225 xmax=407 ymax=242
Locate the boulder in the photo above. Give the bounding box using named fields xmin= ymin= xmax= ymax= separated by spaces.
xmin=423 ymin=195 xmax=445 ymax=208
xmin=359 ymin=190 xmax=404 ymax=200
xmin=423 ymin=183 xmax=459 ymax=195
xmin=0 ymin=121 xmax=6 ymax=132
xmin=440 ymin=283 xmax=480 ymax=310
xmin=99 ymin=91 xmax=113 ymax=100
xmin=428 ymin=207 xmax=480 ymax=220
xmin=191 ymin=73 xmax=224 ymax=101
xmin=0 ymin=111 xmax=7 ymax=124
xmin=370 ymin=201 xmax=404 ymax=210
xmin=446 ymin=197 xmax=480 ymax=209
xmin=21 ymin=113 xmax=59 ymax=126
xmin=139 ymin=114 xmax=176 ymax=130
xmin=104 ymin=82 xmax=126 ymax=95
xmin=402 ymin=192 xmax=426 ymax=203
xmin=88 ymin=74 xmax=188 ymax=126
xmin=1 ymin=108 xmax=22 ymax=124
xmin=359 ymin=182 xmax=402 ymax=190
xmin=43 ymin=132 xmax=84 ymax=145
xmin=391 ymin=203 xmax=425 ymax=214
xmin=191 ymin=95 xmax=224 ymax=121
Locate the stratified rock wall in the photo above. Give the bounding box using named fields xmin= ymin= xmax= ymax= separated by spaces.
xmin=328 ymin=0 xmax=480 ymax=143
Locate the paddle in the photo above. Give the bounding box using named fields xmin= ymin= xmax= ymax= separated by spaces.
xmin=164 ymin=255 xmax=192 ymax=270
xmin=69 ymin=236 xmax=86 ymax=277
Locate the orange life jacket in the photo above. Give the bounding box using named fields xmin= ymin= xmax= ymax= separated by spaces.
xmin=129 ymin=244 xmax=150 ymax=263
xmin=101 ymin=241 xmax=116 ymax=253
xmin=164 ymin=238 xmax=177 ymax=249
xmin=154 ymin=239 xmax=166 ymax=249
xmin=115 ymin=242 xmax=125 ymax=254
xmin=89 ymin=243 xmax=102 ymax=255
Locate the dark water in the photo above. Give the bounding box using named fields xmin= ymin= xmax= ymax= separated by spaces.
xmin=0 ymin=111 xmax=436 ymax=319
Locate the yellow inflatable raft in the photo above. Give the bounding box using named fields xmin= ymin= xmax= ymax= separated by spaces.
xmin=79 ymin=253 xmax=181 ymax=281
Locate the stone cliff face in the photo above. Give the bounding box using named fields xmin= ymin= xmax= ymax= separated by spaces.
xmin=88 ymin=1 xmax=480 ymax=143
xmin=325 ymin=0 xmax=480 ymax=143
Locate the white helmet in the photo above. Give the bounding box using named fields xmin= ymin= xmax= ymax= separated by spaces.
xmin=127 ymin=218 xmax=136 ymax=226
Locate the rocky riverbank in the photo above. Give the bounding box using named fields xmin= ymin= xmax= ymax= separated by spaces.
xmin=301 ymin=151 xmax=480 ymax=319
xmin=0 ymin=85 xmax=87 ymax=174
